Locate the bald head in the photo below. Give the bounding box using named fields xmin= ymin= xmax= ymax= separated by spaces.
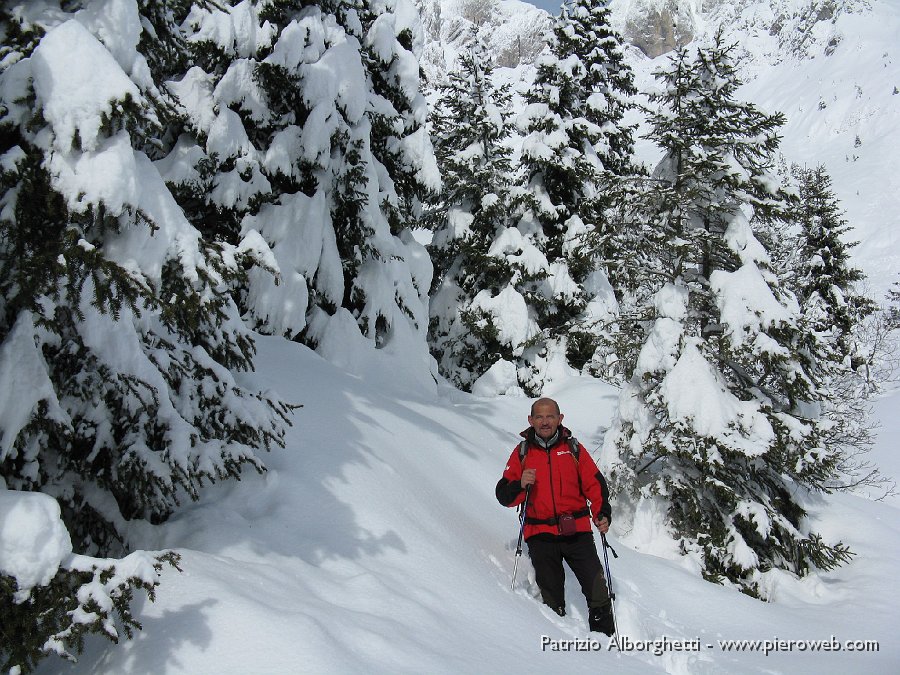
xmin=530 ymin=397 xmax=560 ymax=416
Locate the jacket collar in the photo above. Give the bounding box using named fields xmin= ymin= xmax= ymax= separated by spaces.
xmin=519 ymin=425 xmax=572 ymax=449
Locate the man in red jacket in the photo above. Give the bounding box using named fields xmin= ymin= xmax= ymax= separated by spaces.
xmin=496 ymin=397 xmax=614 ymax=636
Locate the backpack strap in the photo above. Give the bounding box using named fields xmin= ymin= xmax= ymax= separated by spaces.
xmin=569 ymin=437 xmax=583 ymax=493
xmin=517 ymin=439 xmax=529 ymax=463
xmin=568 ymin=437 xmax=580 ymax=461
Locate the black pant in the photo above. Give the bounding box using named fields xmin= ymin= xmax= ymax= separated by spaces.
xmin=527 ymin=532 xmax=609 ymax=613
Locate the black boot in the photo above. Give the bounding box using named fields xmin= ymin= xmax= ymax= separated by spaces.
xmin=589 ymin=603 xmax=614 ymax=636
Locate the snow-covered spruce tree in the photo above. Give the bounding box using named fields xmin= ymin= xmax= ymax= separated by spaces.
xmin=0 ymin=4 xmax=292 ymax=667
xmin=788 ymin=165 xmax=884 ymax=494
xmin=564 ymin=0 xmax=646 ymax=301
xmin=331 ymin=0 xmax=439 ymax=349
xmin=0 ymin=0 xmax=292 ymax=553
xmin=555 ymin=0 xmax=637 ymax=177
xmin=590 ymin=38 xmax=693 ymax=384
xmin=792 ymin=165 xmax=874 ymax=371
xmin=890 ymin=279 xmax=900 ymax=328
xmin=426 ymin=31 xmax=522 ymax=390
xmin=354 ymin=0 xmax=438 ymax=234
xmin=168 ymin=0 xmax=438 ymax=356
xmin=603 ymin=36 xmax=851 ymax=598
xmin=510 ymin=0 xmax=638 ymax=393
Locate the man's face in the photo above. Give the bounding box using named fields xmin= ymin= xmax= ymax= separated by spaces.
xmin=529 ymin=401 xmax=563 ymax=440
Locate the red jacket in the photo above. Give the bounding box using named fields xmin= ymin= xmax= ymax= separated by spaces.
xmin=496 ymin=426 xmax=610 ymax=540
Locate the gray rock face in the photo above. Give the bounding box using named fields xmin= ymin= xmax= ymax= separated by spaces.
xmin=415 ymin=0 xmax=551 ymax=84
xmin=621 ymin=2 xmax=694 ymax=57
xmin=610 ymin=0 xmax=857 ymax=60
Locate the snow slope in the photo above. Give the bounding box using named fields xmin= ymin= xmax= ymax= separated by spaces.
xmin=37 ymin=332 xmax=899 ymax=675
xmin=739 ymin=1 xmax=900 ymax=298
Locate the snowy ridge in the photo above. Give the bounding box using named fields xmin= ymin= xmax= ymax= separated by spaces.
xmin=737 ymin=1 xmax=900 ymax=298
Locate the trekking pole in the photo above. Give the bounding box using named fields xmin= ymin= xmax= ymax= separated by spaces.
xmin=510 ymin=485 xmax=532 ymax=590
xmin=600 ymin=533 xmax=620 ymax=643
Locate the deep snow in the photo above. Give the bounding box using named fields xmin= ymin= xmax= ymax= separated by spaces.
xmin=34 ymin=333 xmax=898 ymax=675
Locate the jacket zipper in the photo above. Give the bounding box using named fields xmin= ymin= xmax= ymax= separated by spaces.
xmin=546 ymin=446 xmax=559 ymax=529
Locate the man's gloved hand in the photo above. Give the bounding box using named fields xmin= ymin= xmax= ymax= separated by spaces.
xmin=593 ymin=515 xmax=610 ymax=534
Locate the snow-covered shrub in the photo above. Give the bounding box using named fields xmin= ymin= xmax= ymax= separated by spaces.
xmin=0 ymin=489 xmax=180 ymax=674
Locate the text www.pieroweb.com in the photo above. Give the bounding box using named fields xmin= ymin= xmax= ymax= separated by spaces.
xmin=539 ymin=635 xmax=880 ymax=655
